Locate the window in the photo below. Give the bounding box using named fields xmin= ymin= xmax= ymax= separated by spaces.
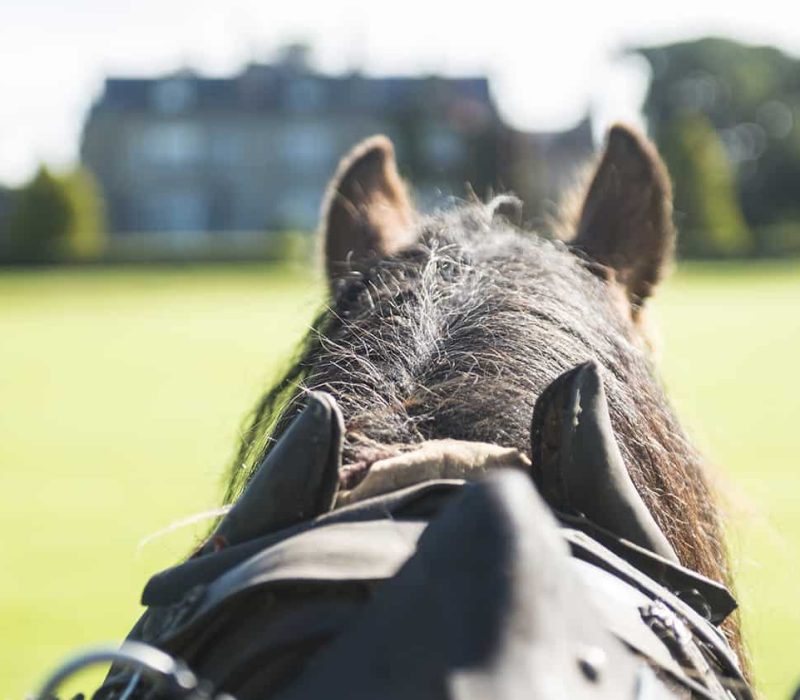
xmin=140 ymin=122 xmax=204 ymax=167
xmin=280 ymin=123 xmax=336 ymax=172
xmin=151 ymin=79 xmax=195 ymax=114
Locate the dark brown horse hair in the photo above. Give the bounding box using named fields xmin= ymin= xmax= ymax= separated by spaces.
xmin=225 ymin=200 xmax=746 ymax=670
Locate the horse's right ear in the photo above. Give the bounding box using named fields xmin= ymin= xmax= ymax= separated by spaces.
xmin=572 ymin=124 xmax=675 ymax=321
xmin=321 ymin=136 xmax=416 ymax=287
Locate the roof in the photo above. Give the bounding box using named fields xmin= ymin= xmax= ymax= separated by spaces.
xmin=93 ymin=64 xmax=494 ymax=118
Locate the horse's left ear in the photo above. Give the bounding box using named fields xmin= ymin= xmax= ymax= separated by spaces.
xmin=321 ymin=135 xmax=416 ymax=287
xmin=572 ymin=124 xmax=675 ymax=318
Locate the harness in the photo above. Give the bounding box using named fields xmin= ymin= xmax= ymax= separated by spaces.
xmin=37 ymin=363 xmax=753 ymax=700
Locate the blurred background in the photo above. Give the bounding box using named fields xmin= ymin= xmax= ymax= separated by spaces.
xmin=1 ymin=1 xmax=799 ymax=697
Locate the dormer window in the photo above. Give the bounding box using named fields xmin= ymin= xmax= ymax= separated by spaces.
xmin=151 ymin=79 xmax=195 ymax=114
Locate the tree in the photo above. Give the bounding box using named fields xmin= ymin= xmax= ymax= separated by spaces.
xmin=663 ymin=115 xmax=752 ymax=258
xmin=6 ymin=166 xmax=73 ymax=263
xmin=3 ymin=165 xmax=107 ymax=264
xmin=635 ymin=37 xmax=800 ymax=256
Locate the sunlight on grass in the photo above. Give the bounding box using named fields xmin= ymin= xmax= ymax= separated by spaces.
xmin=0 ymin=265 xmax=325 ymax=697
xmin=657 ymin=261 xmax=800 ymax=699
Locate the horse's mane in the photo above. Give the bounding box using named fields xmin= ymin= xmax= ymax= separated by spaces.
xmin=222 ymin=118 xmax=748 ymax=671
xmin=227 ymin=203 xmax=728 ymax=586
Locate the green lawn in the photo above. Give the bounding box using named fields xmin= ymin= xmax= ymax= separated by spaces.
xmin=0 ymin=262 xmax=798 ymax=698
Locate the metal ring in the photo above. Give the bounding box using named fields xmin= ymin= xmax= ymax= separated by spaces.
xmin=35 ymin=641 xmax=198 ymax=700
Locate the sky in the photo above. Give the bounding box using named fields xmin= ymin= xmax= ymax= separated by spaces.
xmin=1 ymin=0 xmax=800 ymax=186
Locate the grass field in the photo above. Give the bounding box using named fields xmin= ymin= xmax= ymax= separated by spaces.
xmin=1 ymin=262 xmax=798 ymax=698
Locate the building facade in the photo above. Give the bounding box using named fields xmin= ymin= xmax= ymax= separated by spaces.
xmin=81 ymin=54 xmax=503 ymax=237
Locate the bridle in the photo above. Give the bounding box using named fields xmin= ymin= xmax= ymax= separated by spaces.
xmin=35 ymin=367 xmax=753 ymax=700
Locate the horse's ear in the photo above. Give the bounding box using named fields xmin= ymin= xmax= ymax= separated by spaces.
xmin=572 ymin=124 xmax=675 ymax=318
xmin=321 ymin=135 xmax=415 ymax=286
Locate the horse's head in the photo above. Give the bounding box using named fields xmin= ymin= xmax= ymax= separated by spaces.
xmin=228 ymin=125 xmax=737 ymax=650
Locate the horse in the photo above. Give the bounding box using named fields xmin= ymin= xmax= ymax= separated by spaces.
xmin=225 ymin=126 xmax=744 ymax=662
xmin=49 ymin=124 xmax=749 ymax=700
